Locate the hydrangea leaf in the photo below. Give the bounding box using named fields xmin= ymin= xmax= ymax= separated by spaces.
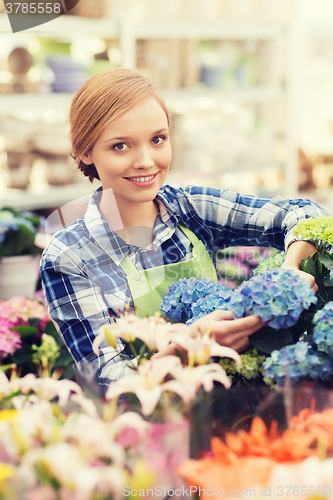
xmin=11 ymin=325 xmax=37 ymax=339
xmin=249 ymin=325 xmax=296 ymax=354
xmin=318 ymin=253 xmax=333 ymax=272
xmin=300 ymin=256 xmax=317 ymax=277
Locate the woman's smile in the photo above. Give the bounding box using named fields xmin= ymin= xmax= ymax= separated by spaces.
xmin=124 ymin=172 xmax=159 ymax=186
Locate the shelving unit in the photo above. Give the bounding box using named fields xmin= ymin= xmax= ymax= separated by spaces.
xmin=0 ymin=1 xmax=302 ymax=209
xmin=0 ymin=182 xmax=98 ymax=211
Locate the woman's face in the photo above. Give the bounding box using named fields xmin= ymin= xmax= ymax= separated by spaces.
xmin=82 ymin=97 xmax=172 ymax=207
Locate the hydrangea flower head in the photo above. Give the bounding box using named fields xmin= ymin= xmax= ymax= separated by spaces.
xmin=263 ymin=341 xmax=333 ymax=386
xmin=312 ymin=301 xmax=333 ymax=357
xmin=229 ymin=267 xmax=317 ymax=329
xmin=252 ymin=251 xmax=286 ymax=276
xmin=0 ymin=318 xmax=21 ymax=359
xmin=293 ymin=216 xmax=333 ymax=251
xmin=161 ymin=277 xmax=233 ymax=323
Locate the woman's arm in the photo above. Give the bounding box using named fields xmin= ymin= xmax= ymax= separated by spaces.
xmin=40 ymin=250 xmax=134 ymax=390
xmin=281 ymin=240 xmax=318 ymax=291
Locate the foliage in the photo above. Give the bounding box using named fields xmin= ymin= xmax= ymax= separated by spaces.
xmin=0 ymin=207 xmax=43 ymax=257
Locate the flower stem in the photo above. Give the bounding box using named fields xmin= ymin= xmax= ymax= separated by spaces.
xmin=129 ymin=343 xmax=138 ymax=358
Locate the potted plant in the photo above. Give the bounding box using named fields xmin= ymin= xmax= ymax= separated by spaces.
xmin=0 ymin=206 xmax=43 ymax=300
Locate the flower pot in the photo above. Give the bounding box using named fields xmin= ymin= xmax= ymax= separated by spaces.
xmin=0 ymin=255 xmax=40 ymax=300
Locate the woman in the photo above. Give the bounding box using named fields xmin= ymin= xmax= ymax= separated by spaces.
xmin=40 ymin=68 xmax=325 ymax=391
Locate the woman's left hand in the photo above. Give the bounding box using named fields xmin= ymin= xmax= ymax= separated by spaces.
xmin=281 ymin=262 xmax=318 ymax=293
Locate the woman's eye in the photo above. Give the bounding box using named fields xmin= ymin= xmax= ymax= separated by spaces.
xmin=112 ymin=143 xmax=127 ymax=151
xmin=152 ymin=136 xmax=165 ymax=145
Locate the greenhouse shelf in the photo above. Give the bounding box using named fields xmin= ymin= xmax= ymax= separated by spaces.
xmin=0 ymin=183 xmax=98 ymax=211
xmin=0 ymin=84 xmax=285 ymax=113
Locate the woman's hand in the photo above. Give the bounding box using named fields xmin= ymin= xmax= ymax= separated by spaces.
xmin=282 ymin=240 xmax=318 ymax=292
xmin=188 ymin=310 xmax=265 ymax=352
xmin=281 ymin=262 xmax=318 ymax=292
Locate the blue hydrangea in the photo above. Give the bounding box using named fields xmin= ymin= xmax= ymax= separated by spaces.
xmin=228 ymin=267 xmax=317 ymax=329
xmin=160 ymin=277 xmax=233 ymax=323
xmin=0 ymin=210 xmax=35 ymax=242
xmin=312 ymin=302 xmax=333 ymax=358
xmin=263 ymin=341 xmax=333 ymax=386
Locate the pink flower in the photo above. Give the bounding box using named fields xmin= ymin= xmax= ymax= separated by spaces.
xmin=0 ymin=296 xmax=50 ymax=328
xmin=0 ymin=318 xmax=21 ymax=358
xmin=28 ymin=486 xmax=57 ymax=500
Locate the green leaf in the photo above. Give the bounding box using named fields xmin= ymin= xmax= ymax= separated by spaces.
xmin=0 ymin=364 xmax=16 ymax=371
xmin=11 ymin=325 xmax=37 ymax=338
xmin=10 ymin=344 xmax=33 ymax=365
xmin=249 ymin=325 xmax=295 ymax=354
xmin=301 ymin=256 xmax=317 ymax=277
xmin=318 ymin=253 xmax=333 ymax=272
xmin=43 ymin=321 xmax=63 ymax=345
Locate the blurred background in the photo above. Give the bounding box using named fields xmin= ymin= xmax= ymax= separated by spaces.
xmin=0 ymin=0 xmax=333 ymax=215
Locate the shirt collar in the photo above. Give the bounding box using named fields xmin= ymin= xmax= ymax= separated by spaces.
xmin=84 ymin=186 xmax=180 ymax=266
xmin=84 ymin=187 xmax=132 ymax=266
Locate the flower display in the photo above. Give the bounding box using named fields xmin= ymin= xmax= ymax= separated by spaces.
xmin=0 ymin=371 xmax=164 ymax=500
xmin=228 ymin=268 xmax=317 ymax=329
xmin=160 ymin=277 xmax=233 ymax=323
xmin=0 ymin=295 xmax=73 ymax=379
xmin=93 ymin=313 xmax=241 ymax=417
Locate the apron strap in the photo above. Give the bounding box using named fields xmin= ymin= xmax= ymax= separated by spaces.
xmin=177 ymin=223 xmax=201 ymax=247
xmin=119 ymin=255 xmax=137 ymax=274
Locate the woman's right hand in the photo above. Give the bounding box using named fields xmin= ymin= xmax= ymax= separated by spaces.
xmin=188 ymin=309 xmax=265 ymax=352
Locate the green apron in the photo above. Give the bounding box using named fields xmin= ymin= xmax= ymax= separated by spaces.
xmin=119 ymin=224 xmax=217 ymax=318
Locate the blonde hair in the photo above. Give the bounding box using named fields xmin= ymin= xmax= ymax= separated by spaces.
xmin=70 ymin=68 xmax=170 ymax=182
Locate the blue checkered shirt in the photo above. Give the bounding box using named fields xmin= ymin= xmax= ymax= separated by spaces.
xmin=40 ymin=185 xmax=327 ymax=389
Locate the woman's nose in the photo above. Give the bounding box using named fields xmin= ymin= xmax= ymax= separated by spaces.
xmin=132 ymin=147 xmax=155 ymax=169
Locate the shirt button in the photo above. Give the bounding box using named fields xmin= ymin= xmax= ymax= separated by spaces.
xmin=134 ymin=275 xmax=140 ymax=281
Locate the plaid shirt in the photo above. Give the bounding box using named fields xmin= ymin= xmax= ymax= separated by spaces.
xmin=40 ymin=185 xmax=327 ymax=389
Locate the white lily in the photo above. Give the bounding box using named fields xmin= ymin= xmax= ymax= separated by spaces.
xmin=162 ymin=362 xmax=233 ymax=404
xmin=165 ymin=330 xmax=242 ymax=366
xmin=106 ymin=355 xmax=182 ymax=416
xmin=94 ymin=313 xmax=187 ymax=355
xmin=60 ymin=413 xmax=125 ymax=467
xmin=23 ymin=443 xmax=100 ymax=493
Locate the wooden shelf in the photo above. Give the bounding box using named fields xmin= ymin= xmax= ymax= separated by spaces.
xmin=0 ymin=84 xmax=284 ymax=113
xmin=0 ymin=183 xmax=99 ymax=211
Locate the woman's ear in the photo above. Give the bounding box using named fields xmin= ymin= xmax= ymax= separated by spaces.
xmin=81 ymin=151 xmax=93 ymax=165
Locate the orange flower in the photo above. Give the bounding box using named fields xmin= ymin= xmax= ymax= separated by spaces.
xmin=178 ymin=408 xmax=333 ymax=496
